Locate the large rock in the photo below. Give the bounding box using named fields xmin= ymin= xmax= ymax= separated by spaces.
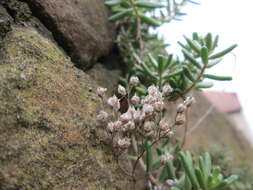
xmin=23 ymin=0 xmax=115 ymax=68
xmin=0 ymin=26 xmax=131 ymax=190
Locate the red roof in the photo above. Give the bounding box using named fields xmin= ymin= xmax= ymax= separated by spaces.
xmin=203 ymin=91 xmax=241 ymax=113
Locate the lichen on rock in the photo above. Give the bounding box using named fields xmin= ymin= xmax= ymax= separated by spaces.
xmin=0 ymin=26 xmax=131 ymax=190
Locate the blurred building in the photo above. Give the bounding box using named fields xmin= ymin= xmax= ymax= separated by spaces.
xmin=204 ymin=91 xmax=253 ymax=145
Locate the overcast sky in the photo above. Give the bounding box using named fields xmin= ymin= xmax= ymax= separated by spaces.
xmin=158 ymin=0 xmax=253 ymax=134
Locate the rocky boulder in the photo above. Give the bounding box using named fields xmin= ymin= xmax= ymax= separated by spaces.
xmin=0 ymin=26 xmax=130 ymax=190
xmin=23 ymin=0 xmax=115 ymax=68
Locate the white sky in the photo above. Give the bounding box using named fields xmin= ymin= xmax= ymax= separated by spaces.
xmin=158 ymin=0 xmax=253 ymax=133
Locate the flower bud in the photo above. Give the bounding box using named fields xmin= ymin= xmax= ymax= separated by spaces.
xmin=160 ymin=153 xmax=174 ymax=165
xmin=106 ymin=122 xmax=114 ymax=133
xmin=97 ymin=87 xmax=107 ymax=96
xmin=175 ymin=114 xmax=185 ymax=125
xmin=154 ymin=101 xmax=164 ymax=112
xmin=166 ymin=179 xmax=178 ymax=186
xmin=143 ymin=104 xmax=154 ymax=115
xmin=114 ymin=120 xmax=123 ymax=131
xmin=184 ymin=96 xmax=195 ymax=107
xmin=107 ymin=95 xmax=120 ymax=111
xmin=120 ymin=111 xmax=132 ymax=122
xmin=148 ymin=85 xmax=158 ymax=96
xmin=133 ymin=109 xmax=141 ymax=122
xmin=164 ymin=130 xmax=174 ymax=138
xmin=146 ymin=130 xmax=156 ymax=139
xmin=97 ymin=111 xmax=108 ymax=122
xmin=143 ymin=121 xmax=155 ymax=132
xmin=118 ymin=85 xmax=126 ymax=96
xmin=159 ymin=119 xmax=169 ymax=131
xmin=129 ymin=76 xmax=139 ymax=85
xmin=131 ymin=94 xmax=140 ymax=104
xmin=124 ymin=121 xmax=135 ymax=131
xmin=176 ymin=104 xmax=186 ymax=113
xmin=162 ymin=84 xmax=173 ymax=95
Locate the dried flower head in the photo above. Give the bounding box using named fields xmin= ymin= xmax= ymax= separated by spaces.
xmin=107 ymin=95 xmax=120 ymax=111
xmin=130 ymin=76 xmax=139 ymax=85
xmin=97 ymin=87 xmax=107 ymax=96
xmin=118 ymin=85 xmax=126 ymax=96
xmin=160 ymin=153 xmax=174 ymax=165
xmin=117 ymin=138 xmax=131 ymax=149
xmin=106 ymin=122 xmax=114 ymax=133
xmin=97 ymin=111 xmax=108 ymax=122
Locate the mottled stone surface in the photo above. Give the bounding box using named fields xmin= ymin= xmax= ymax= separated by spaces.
xmin=0 ymin=26 xmax=131 ymax=190
xmin=24 ymin=0 xmax=115 ymax=68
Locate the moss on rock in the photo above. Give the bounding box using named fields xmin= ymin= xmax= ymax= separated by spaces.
xmin=0 ymin=26 xmax=131 ymax=190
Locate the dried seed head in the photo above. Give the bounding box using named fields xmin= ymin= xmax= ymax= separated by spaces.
xmin=131 ymin=94 xmax=140 ymax=104
xmin=160 ymin=153 xmax=174 ymax=165
xmin=130 ymin=76 xmax=139 ymax=85
xmin=118 ymin=85 xmax=126 ymax=96
xmin=162 ymin=84 xmax=173 ymax=95
xmin=97 ymin=87 xmax=107 ymax=96
xmin=159 ymin=119 xmax=169 ymax=131
xmin=97 ymin=111 xmax=108 ymax=122
xmin=143 ymin=104 xmax=154 ymax=115
xmin=117 ymin=138 xmax=131 ymax=149
xmin=184 ymin=96 xmax=195 ymax=107
xmin=107 ymin=95 xmax=120 ymax=111
xmin=176 ymin=104 xmax=186 ymax=113
xmin=143 ymin=121 xmax=155 ymax=132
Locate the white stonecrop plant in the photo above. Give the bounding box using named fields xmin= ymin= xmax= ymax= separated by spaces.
xmin=97 ymin=76 xmax=183 ymax=149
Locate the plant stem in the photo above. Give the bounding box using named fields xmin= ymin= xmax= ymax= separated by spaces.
xmin=181 ymin=108 xmax=189 ymax=148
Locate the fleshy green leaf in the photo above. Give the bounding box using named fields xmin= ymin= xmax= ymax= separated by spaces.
xmin=201 ymin=46 xmax=209 ymax=65
xmin=196 ymin=81 xmax=214 ymax=89
xmin=203 ymin=74 xmax=232 ymax=81
xmin=209 ymin=44 xmax=237 ymax=59
xmin=105 ymin=0 xmax=121 ymax=7
xmin=108 ymin=8 xmax=133 ymax=22
xmin=182 ymin=49 xmax=202 ymax=69
xmin=139 ymin=13 xmax=160 ymax=26
xmin=135 ymin=1 xmax=165 ymax=8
